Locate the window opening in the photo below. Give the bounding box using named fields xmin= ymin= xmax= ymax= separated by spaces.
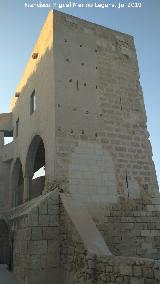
xmin=16 ymin=118 xmax=19 ymax=137
xmin=30 ymin=89 xmax=36 ymax=114
xmin=77 ymin=80 xmax=79 ymax=90
xmin=3 ymin=130 xmax=13 ymax=145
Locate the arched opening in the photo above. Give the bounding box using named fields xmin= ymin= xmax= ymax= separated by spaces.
xmin=25 ymin=135 xmax=45 ymax=200
xmin=0 ymin=219 xmax=9 ymax=265
xmin=11 ymin=158 xmax=24 ymax=207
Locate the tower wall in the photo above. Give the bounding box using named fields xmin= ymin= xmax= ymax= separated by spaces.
xmin=54 ymin=11 xmax=158 ymax=206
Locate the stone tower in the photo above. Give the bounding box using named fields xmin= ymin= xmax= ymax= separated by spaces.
xmin=0 ymin=10 xmax=160 ymax=284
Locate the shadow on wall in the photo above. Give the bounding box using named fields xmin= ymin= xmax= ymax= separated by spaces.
xmin=0 ymin=219 xmax=9 ymax=267
xmin=25 ymin=135 xmax=46 ymax=201
xmin=10 ymin=158 xmax=24 ymax=207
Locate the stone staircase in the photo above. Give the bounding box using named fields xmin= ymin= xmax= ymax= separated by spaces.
xmin=4 ymin=189 xmax=58 ymax=221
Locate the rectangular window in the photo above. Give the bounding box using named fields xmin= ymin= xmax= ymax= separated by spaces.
xmin=16 ymin=118 xmax=19 ymax=137
xmin=30 ymin=89 xmax=36 ymax=114
xmin=3 ymin=130 xmax=14 ymax=145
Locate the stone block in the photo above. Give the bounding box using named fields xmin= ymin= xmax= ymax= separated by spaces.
xmin=23 ymin=227 xmax=32 ymax=241
xmin=40 ymin=255 xmax=48 ymax=269
xmin=29 ymin=254 xmax=41 ymax=269
xmin=144 ymin=280 xmax=157 ymax=284
xmin=47 ymin=251 xmax=58 ymax=268
xmin=48 ymin=240 xmax=59 ymax=255
xmin=39 ymin=214 xmax=50 ymax=226
xmin=130 ymin=278 xmax=143 ymax=284
xmin=20 ymin=241 xmax=28 ymax=254
xmin=154 ymin=269 xmax=160 ymax=280
xmin=41 ymin=253 xmax=58 ymax=269
xmin=43 ymin=227 xmax=59 ymax=240
xmin=26 ymin=270 xmax=59 ymax=284
xmin=49 ymin=214 xmax=59 ymax=226
xmin=143 ymin=267 xmax=153 ymax=279
xmin=48 ymin=204 xmax=58 ymax=215
xmin=32 ymin=227 xmax=43 ymax=240
xmin=133 ymin=265 xmax=142 ymax=277
xmin=29 ymin=213 xmax=38 ymax=226
xmin=28 ymin=240 xmax=47 ymax=255
xmin=141 ymin=230 xmax=160 ymax=237
xmin=105 ymin=265 xmax=113 ymax=272
xmin=119 ymin=263 xmax=132 ymax=276
xmin=39 ymin=200 xmax=48 ymax=214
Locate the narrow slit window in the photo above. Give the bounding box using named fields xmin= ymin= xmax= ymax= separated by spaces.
xmin=120 ymin=97 xmax=122 ymax=110
xmin=16 ymin=118 xmax=19 ymax=137
xmin=77 ymin=80 xmax=79 ymax=90
xmin=30 ymin=89 xmax=36 ymax=114
xmin=126 ymin=175 xmax=129 ymax=188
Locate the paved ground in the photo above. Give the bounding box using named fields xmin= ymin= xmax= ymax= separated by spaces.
xmin=0 ymin=265 xmax=17 ymax=284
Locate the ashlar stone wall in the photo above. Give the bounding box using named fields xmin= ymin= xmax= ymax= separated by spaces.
xmin=53 ymin=11 xmax=159 ymax=208
xmin=93 ymin=197 xmax=160 ymax=259
xmin=10 ymin=191 xmax=60 ymax=284
xmin=59 ymin=192 xmax=160 ymax=284
xmin=4 ymin=189 xmax=160 ymax=284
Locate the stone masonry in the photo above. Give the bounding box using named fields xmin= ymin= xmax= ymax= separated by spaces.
xmin=0 ymin=9 xmax=159 ymax=284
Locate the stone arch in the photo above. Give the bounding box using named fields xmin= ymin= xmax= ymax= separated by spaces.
xmin=0 ymin=219 xmax=9 ymax=265
xmin=25 ymin=135 xmax=45 ymax=200
xmin=10 ymin=158 xmax=24 ymax=207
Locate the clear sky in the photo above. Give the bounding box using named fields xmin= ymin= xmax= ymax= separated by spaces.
xmin=0 ymin=0 xmax=159 ymax=187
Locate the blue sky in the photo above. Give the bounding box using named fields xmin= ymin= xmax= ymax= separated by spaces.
xmin=0 ymin=0 xmax=159 ymax=187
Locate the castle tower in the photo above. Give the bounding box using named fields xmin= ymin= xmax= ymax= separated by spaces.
xmin=0 ymin=10 xmax=159 ymax=284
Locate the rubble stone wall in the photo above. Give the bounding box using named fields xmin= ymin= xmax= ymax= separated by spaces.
xmin=96 ymin=255 xmax=160 ymax=284
xmin=59 ymin=198 xmax=93 ymax=284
